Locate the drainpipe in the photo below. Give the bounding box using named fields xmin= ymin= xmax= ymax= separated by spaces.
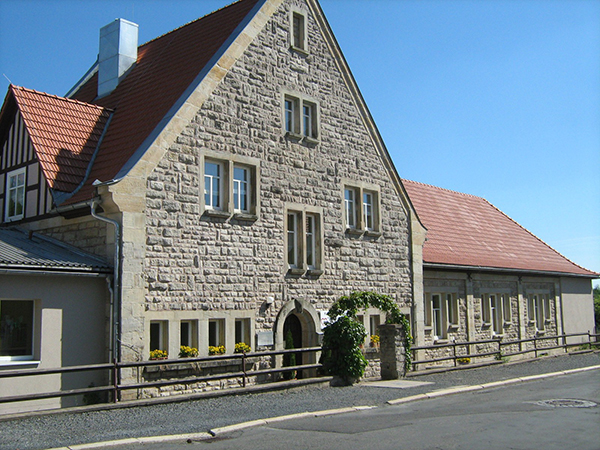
xmin=91 ymin=198 xmax=122 ymax=365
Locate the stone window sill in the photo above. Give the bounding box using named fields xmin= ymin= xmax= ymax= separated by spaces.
xmin=364 ymin=230 xmax=382 ymax=238
xmin=290 ymin=45 xmax=309 ymax=56
xmin=233 ymin=212 xmax=258 ymax=222
xmin=204 ymin=209 xmax=230 ymax=219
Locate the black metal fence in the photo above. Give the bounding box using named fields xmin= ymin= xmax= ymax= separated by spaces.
xmin=0 ymin=347 xmax=322 ymax=408
xmin=411 ymin=331 xmax=599 ymax=370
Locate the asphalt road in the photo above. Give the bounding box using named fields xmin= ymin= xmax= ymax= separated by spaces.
xmin=1 ymin=352 xmax=598 ymax=450
xmin=120 ymin=369 xmax=600 ymax=450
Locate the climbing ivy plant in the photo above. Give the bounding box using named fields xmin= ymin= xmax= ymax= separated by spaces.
xmin=321 ymin=291 xmax=412 ymax=383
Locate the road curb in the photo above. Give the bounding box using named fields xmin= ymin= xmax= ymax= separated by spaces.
xmin=388 ymin=364 xmax=600 ymax=406
xmin=45 ymin=364 xmax=600 ymax=449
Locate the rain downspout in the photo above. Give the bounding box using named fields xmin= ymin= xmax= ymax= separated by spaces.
xmin=91 ymin=199 xmax=122 ymax=366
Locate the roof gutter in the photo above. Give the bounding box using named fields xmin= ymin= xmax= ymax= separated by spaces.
xmin=423 ymin=262 xmax=599 ymax=279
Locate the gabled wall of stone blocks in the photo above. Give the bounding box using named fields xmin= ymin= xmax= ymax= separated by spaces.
xmin=136 ymin=0 xmax=414 ymax=360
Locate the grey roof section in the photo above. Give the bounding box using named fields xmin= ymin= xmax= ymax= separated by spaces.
xmin=0 ymin=227 xmax=111 ymax=274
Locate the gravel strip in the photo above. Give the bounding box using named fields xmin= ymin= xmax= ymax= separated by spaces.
xmin=1 ymin=352 xmax=598 ymax=450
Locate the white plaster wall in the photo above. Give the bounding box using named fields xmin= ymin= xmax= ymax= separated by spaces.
xmin=0 ymin=273 xmax=109 ymax=414
xmin=560 ymin=277 xmax=595 ymax=344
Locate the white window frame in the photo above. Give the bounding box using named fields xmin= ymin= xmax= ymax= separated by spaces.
xmin=482 ymin=293 xmax=510 ymax=336
xmin=235 ymin=318 xmax=251 ymax=346
xmin=344 ymin=187 xmax=357 ymax=230
xmin=287 ymin=211 xmax=300 ymax=269
xmin=5 ymin=167 xmax=26 ymax=222
xmin=369 ymin=314 xmax=381 ymax=337
xmin=150 ymin=320 xmax=168 ymax=353
xmin=233 ymin=165 xmax=250 ymax=213
xmin=201 ymin=154 xmax=260 ymax=219
xmin=363 ymin=191 xmax=374 ymax=231
xmin=204 ymin=160 xmax=224 ymax=210
xmin=305 ymin=213 xmax=316 ymax=269
xmin=285 ymin=205 xmax=323 ymax=274
xmin=0 ymin=299 xmax=35 ymax=362
xmin=180 ymin=320 xmax=198 ymax=349
xmin=527 ymin=293 xmax=549 ymax=333
xmin=208 ymin=319 xmax=226 ymax=348
xmin=447 ymin=293 xmax=459 ymax=327
xmin=282 ymin=93 xmax=319 ymax=141
xmin=342 ymin=182 xmax=381 ymax=235
xmin=431 ymin=294 xmax=446 ymax=340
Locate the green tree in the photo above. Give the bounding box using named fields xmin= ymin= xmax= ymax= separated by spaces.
xmin=320 ymin=291 xmax=411 ymax=384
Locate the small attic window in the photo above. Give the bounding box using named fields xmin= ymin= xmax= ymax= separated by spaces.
xmin=290 ymin=9 xmax=307 ymax=53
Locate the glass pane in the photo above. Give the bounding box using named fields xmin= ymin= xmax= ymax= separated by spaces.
xmin=0 ymin=300 xmax=33 ymax=357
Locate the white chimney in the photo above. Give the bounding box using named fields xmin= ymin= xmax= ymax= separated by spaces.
xmin=98 ymin=18 xmax=138 ymax=98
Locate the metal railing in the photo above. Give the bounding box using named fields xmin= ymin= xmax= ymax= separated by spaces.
xmin=0 ymin=347 xmax=322 ymax=408
xmin=411 ymin=331 xmax=599 ymax=370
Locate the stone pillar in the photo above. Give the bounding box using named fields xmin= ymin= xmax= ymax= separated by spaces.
xmin=379 ymin=324 xmax=407 ymax=380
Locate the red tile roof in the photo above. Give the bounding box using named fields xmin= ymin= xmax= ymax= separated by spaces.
xmin=403 ymin=179 xmax=597 ymax=277
xmin=67 ymin=0 xmax=260 ymax=203
xmin=9 ymin=86 xmax=112 ymax=193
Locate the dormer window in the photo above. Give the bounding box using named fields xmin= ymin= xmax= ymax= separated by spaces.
xmin=290 ymin=9 xmax=308 ymax=53
xmin=5 ymin=168 xmax=26 ymax=222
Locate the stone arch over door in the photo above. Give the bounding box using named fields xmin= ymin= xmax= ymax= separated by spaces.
xmin=275 ymin=299 xmax=320 ymax=376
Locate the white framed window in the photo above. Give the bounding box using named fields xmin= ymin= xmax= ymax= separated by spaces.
xmin=284 ymin=96 xmax=299 ymax=135
xmin=208 ymin=319 xmax=225 ymax=348
xmin=482 ymin=293 xmax=510 ymax=335
xmin=5 ymin=167 xmax=26 ymax=222
xmin=426 ymin=292 xmax=459 ymax=340
xmin=0 ymin=299 xmax=34 ymax=362
xmin=282 ymin=93 xmax=318 ymax=141
xmin=204 ymin=161 xmax=223 ymax=210
xmin=343 ymin=183 xmax=381 ymax=234
xmin=235 ymin=318 xmax=251 ymax=346
xmin=543 ymin=296 xmax=552 ymax=322
xmin=431 ymin=294 xmax=445 ymax=340
xmin=363 ymin=192 xmax=374 ymax=231
xmin=150 ymin=320 xmax=168 ymax=352
xmin=180 ymin=320 xmax=198 ymax=348
xmin=344 ymin=188 xmax=357 ymax=229
xmin=233 ymin=165 xmax=250 ymax=213
xmin=201 ymin=154 xmax=259 ymax=218
xmin=503 ymin=295 xmax=512 ymax=323
xmin=527 ymin=294 xmax=549 ymax=332
xmin=290 ymin=9 xmax=307 ymax=52
xmin=287 ymin=212 xmax=300 ymax=269
xmin=447 ymin=293 xmax=459 ymax=327
xmin=306 ymin=214 xmax=316 ymax=269
xmin=369 ymin=315 xmax=381 ymax=336
xmin=285 ymin=206 xmax=323 ymax=273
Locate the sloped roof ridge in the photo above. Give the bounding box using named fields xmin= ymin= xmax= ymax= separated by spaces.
xmin=402 ymin=178 xmax=481 ymax=199
xmin=481 ymin=197 xmax=598 ymax=276
xmin=139 ymin=0 xmax=249 ymax=48
xmin=11 ymin=85 xmax=113 ymax=113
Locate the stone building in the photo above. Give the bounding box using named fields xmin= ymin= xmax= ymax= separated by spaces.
xmin=404 ymin=180 xmax=597 ymax=362
xmin=0 ymin=0 xmax=596 ymax=410
xmin=0 ymin=0 xmax=425 ymax=398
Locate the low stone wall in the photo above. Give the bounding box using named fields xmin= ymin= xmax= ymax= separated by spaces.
xmin=138 ymin=356 xmax=272 ymax=399
xmin=363 ymin=347 xmax=380 ymax=379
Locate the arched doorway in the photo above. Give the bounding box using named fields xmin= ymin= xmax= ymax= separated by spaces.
xmin=283 ymin=313 xmax=303 ymax=377
xmin=275 ymin=299 xmax=320 ymax=378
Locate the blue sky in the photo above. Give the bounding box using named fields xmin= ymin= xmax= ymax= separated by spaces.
xmin=1 ymin=0 xmax=599 ymax=281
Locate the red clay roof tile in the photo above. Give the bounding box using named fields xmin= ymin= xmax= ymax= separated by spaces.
xmin=403 ymin=179 xmax=597 ymax=277
xmin=67 ymin=0 xmax=260 ymax=203
xmin=10 ymin=86 xmax=112 ymax=193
